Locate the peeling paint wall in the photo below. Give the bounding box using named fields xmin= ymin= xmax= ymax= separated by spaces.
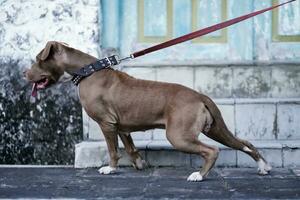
xmin=0 ymin=0 xmax=100 ymax=164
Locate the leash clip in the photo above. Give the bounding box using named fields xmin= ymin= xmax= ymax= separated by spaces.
xmin=105 ymin=57 xmax=113 ymax=66
xmin=118 ymin=55 xmax=133 ymax=63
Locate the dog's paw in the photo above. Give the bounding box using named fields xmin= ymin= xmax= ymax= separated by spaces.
xmin=187 ymin=172 xmax=203 ymax=182
xmin=98 ymin=166 xmax=117 ymax=175
xmin=257 ymin=159 xmax=272 ymax=175
xmin=133 ymin=157 xmax=147 ymax=170
xmin=258 ymin=168 xmax=269 ymax=175
xmin=264 ymin=163 xmax=272 ymax=172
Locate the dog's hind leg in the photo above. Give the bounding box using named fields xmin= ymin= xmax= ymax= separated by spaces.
xmin=118 ymin=133 xmax=147 ymax=170
xmin=201 ymin=95 xmax=272 ymax=175
xmin=166 ymin=129 xmax=219 ymax=181
xmin=166 ymin=106 xmax=219 ymax=181
xmin=204 ymin=120 xmax=272 ymax=175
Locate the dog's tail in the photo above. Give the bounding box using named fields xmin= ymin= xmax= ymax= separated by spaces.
xmin=199 ymin=94 xmax=228 ymax=131
xmin=200 ymin=94 xmax=245 ymax=150
xmin=200 ymin=94 xmax=269 ymax=163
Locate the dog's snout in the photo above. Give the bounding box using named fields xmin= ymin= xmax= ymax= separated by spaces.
xmin=23 ymin=69 xmax=28 ymax=77
xmin=23 ymin=69 xmax=31 ymax=80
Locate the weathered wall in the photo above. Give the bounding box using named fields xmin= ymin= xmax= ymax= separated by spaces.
xmin=0 ymin=0 xmax=100 ymax=164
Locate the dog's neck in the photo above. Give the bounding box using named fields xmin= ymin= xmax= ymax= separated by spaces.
xmin=62 ymin=49 xmax=98 ymax=75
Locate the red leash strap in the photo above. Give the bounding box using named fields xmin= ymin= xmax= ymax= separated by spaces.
xmin=130 ymin=0 xmax=296 ymax=59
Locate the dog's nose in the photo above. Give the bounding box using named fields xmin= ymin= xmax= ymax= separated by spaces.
xmin=23 ymin=69 xmax=29 ymax=78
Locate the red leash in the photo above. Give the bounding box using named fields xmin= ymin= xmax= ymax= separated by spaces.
xmin=68 ymin=0 xmax=295 ymax=87
xmin=119 ymin=0 xmax=296 ymax=61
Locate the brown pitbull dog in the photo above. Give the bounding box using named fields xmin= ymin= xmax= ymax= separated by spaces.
xmin=24 ymin=41 xmax=272 ymax=181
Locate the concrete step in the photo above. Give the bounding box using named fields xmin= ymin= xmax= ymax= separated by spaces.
xmin=74 ymin=140 xmax=300 ymax=168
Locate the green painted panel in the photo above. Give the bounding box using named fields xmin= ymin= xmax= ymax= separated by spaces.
xmin=173 ymin=0 xmax=191 ymax=38
xmin=138 ymin=0 xmax=173 ymax=43
xmin=272 ymin=0 xmax=300 ymax=42
xmin=278 ymin=0 xmax=300 ymax=35
xmin=196 ymin=0 xmax=222 ymax=36
xmin=254 ymin=0 xmax=300 ymax=61
xmin=144 ymin=0 xmax=167 ymax=37
xmin=192 ymin=0 xmax=227 ymax=43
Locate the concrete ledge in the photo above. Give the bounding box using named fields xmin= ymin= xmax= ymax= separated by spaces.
xmin=75 ymin=140 xmax=300 ymax=168
xmin=74 ymin=141 xmax=109 ymax=168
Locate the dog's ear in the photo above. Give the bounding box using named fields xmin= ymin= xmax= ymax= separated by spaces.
xmin=36 ymin=41 xmax=59 ymax=61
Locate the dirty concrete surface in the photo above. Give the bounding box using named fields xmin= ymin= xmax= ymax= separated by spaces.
xmin=0 ymin=167 xmax=300 ymax=199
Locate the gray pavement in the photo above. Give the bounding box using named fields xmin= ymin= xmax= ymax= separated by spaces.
xmin=0 ymin=167 xmax=300 ymax=199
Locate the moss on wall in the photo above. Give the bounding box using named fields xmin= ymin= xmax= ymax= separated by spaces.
xmin=0 ymin=59 xmax=82 ymax=164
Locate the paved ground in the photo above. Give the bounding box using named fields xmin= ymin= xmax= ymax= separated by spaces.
xmin=0 ymin=167 xmax=300 ymax=199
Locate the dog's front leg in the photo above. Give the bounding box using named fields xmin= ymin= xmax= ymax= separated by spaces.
xmin=98 ymin=126 xmax=120 ymax=175
xmin=118 ymin=133 xmax=147 ymax=170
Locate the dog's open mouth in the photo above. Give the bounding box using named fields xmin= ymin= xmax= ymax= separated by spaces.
xmin=31 ymin=78 xmax=50 ymax=97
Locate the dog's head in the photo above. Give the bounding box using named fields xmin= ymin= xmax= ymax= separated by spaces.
xmin=24 ymin=41 xmax=70 ymax=97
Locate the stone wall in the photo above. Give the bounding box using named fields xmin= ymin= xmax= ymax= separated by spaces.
xmin=0 ymin=0 xmax=100 ymax=164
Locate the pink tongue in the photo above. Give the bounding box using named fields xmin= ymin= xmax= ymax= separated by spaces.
xmin=31 ymin=83 xmax=38 ymax=97
xmin=37 ymin=79 xmax=49 ymax=89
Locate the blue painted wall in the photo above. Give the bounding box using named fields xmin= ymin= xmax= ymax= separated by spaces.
xmin=101 ymin=0 xmax=300 ymax=63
